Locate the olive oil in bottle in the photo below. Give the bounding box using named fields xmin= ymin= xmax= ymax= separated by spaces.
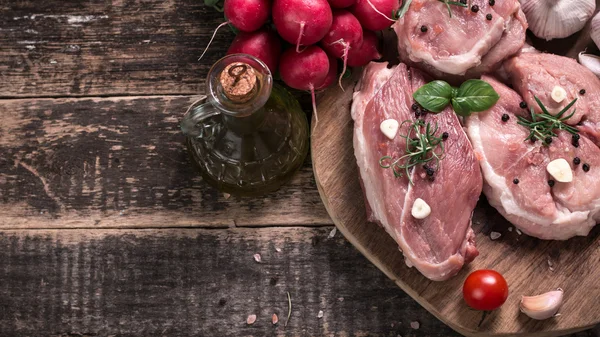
xmin=181 ymin=54 xmax=309 ymax=196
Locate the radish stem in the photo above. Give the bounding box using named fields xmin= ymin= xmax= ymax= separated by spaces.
xmin=199 ymin=21 xmax=230 ymax=61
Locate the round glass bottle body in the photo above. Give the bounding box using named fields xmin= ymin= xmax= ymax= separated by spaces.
xmin=181 ymin=54 xmax=309 ymax=196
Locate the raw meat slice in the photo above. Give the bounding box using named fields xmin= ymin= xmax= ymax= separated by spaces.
xmin=468 ymin=8 xmax=527 ymax=76
xmin=394 ymin=0 xmax=520 ymax=75
xmin=505 ymin=52 xmax=600 ymax=145
xmin=352 ymin=62 xmax=482 ymax=280
xmin=465 ymin=76 xmax=600 ymax=239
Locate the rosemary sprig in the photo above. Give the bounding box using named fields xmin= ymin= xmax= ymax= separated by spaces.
xmin=438 ymin=0 xmax=468 ymax=18
xmin=516 ymin=96 xmax=579 ymax=144
xmin=379 ymin=120 xmax=446 ymax=184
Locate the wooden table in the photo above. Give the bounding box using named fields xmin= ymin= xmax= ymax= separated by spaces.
xmin=0 ymin=1 xmax=598 ymax=336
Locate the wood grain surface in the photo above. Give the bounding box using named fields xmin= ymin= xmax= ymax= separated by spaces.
xmin=1 ymin=0 xmax=233 ymax=97
xmin=0 ymin=96 xmax=330 ymax=229
xmin=311 ymin=75 xmax=600 ymax=337
xmin=1 ymin=0 xmax=599 ymax=335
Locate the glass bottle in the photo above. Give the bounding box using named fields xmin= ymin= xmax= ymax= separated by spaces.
xmin=181 ymin=54 xmax=310 ymax=196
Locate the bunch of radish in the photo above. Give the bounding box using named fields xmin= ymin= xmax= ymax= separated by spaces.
xmin=204 ymin=0 xmax=401 ymax=120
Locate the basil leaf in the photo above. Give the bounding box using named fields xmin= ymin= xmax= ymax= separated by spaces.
xmin=395 ymin=0 xmax=413 ymax=19
xmin=451 ymin=79 xmax=500 ymax=116
xmin=413 ymin=80 xmax=454 ymax=113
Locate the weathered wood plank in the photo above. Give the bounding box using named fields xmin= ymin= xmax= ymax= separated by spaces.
xmin=0 ymin=226 xmax=453 ymax=336
xmin=0 ymin=96 xmax=331 ymax=228
xmin=0 ymin=0 xmax=233 ymax=97
xmin=0 ymin=227 xmax=596 ymax=337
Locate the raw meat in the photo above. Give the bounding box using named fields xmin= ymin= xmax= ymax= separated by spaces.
xmin=352 ymin=62 xmax=482 ymax=280
xmin=393 ymin=0 xmax=526 ymax=79
xmin=505 ymin=52 xmax=600 ymax=145
xmin=465 ymin=76 xmax=600 ymax=240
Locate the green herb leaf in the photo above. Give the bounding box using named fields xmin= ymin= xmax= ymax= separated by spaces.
xmin=451 ymin=79 xmax=500 ymax=116
xmin=413 ymin=80 xmax=454 ymax=113
xmin=394 ymin=0 xmax=413 ymax=19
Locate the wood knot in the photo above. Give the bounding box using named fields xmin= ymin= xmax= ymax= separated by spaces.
xmin=220 ymin=62 xmax=258 ymax=104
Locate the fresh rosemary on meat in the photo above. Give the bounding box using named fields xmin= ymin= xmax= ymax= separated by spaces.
xmin=379 ymin=120 xmax=446 ymax=184
xmin=439 ymin=0 xmax=468 ymax=18
xmin=516 ymin=96 xmax=579 ymax=144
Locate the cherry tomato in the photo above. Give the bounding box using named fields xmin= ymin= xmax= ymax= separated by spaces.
xmin=462 ymin=270 xmax=508 ymax=311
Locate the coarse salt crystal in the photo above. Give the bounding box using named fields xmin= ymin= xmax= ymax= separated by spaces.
xmin=253 ymin=254 xmax=261 ymax=263
xmin=247 ymin=314 xmax=257 ymax=324
xmin=272 ymin=313 xmax=278 ymax=324
xmin=490 ymin=231 xmax=502 ymax=240
xmin=410 ymin=321 xmax=420 ymax=329
xmin=317 ymin=310 xmax=324 ymax=318
xmin=516 ymin=228 xmax=522 ymax=235
xmin=275 ymin=247 xmax=282 ymax=252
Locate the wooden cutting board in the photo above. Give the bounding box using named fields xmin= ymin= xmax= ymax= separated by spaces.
xmin=311 ymin=29 xmax=600 ymax=337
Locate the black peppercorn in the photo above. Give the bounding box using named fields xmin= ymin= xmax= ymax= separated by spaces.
xmin=415 ymin=110 xmax=421 ymax=117
xmin=583 ymin=163 xmax=590 ymax=172
xmin=579 ymin=89 xmax=586 ymax=95
xmin=501 ymin=113 xmax=509 ymax=122
xmin=411 ymin=103 xmax=419 ymax=111
xmin=421 ymin=25 xmax=428 ymax=33
xmin=471 ymin=5 xmax=479 ymax=12
xmin=572 ymin=134 xmax=580 ymax=147
xmin=548 ymin=180 xmax=555 ymax=187
xmin=489 ymin=0 xmax=495 ymax=5
xmin=519 ymin=101 xmax=527 ymax=109
xmin=573 ymin=157 xmax=581 ymax=165
xmin=486 ymin=14 xmax=493 ymax=20
xmin=513 ymin=178 xmax=519 ymax=184
xmin=545 ymin=137 xmax=553 ymax=145
xmin=442 ymin=132 xmax=449 ymax=140
xmin=573 ymin=134 xmax=580 ymax=141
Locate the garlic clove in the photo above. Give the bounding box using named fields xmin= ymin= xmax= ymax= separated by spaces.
xmin=380 ymin=119 xmax=399 ymax=140
xmin=411 ymin=198 xmax=431 ymax=219
xmin=551 ymin=86 xmax=567 ymax=103
xmin=521 ymin=0 xmax=596 ymax=41
xmin=592 ymin=13 xmax=600 ymax=50
xmin=578 ymin=53 xmax=600 ymax=78
xmin=520 ymin=288 xmax=564 ymax=320
xmin=547 ymin=158 xmax=573 ymax=183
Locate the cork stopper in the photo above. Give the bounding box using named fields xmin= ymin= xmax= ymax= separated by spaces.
xmin=219 ymin=62 xmax=258 ymax=103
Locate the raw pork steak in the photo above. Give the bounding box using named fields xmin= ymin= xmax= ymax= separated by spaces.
xmin=394 ymin=0 xmax=526 ymax=79
xmin=352 ymin=62 xmax=482 ymax=280
xmin=505 ymin=52 xmax=600 ymax=146
xmin=465 ymin=75 xmax=600 ymax=240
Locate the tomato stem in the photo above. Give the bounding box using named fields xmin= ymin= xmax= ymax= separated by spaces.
xmin=478 ymin=311 xmax=489 ymax=327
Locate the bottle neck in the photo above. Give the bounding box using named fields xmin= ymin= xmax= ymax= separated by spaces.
xmin=206 ymin=54 xmax=273 ymax=118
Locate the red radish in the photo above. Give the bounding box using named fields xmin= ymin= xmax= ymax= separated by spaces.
xmin=320 ymin=10 xmax=363 ymax=87
xmin=224 ymin=0 xmax=271 ymax=32
xmin=350 ymin=0 xmax=400 ymax=31
xmin=198 ymin=0 xmax=271 ymax=60
xmin=279 ymin=46 xmax=330 ymax=121
xmin=346 ymin=30 xmax=381 ymax=67
xmin=273 ymin=0 xmax=333 ymax=52
xmin=227 ymin=28 xmax=282 ymax=74
xmin=315 ymin=54 xmax=338 ymax=90
xmin=328 ymin=0 xmax=357 ymax=8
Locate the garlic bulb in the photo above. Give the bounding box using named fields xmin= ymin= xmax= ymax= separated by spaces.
xmin=592 ymin=13 xmax=600 ymax=49
xmin=578 ymin=53 xmax=600 ymax=77
xmin=520 ymin=0 xmax=596 ymax=40
xmin=520 ymin=288 xmax=564 ymax=320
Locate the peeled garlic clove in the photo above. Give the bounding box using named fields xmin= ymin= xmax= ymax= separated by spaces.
xmin=520 ymin=0 xmax=596 ymax=40
xmin=520 ymin=288 xmax=564 ymax=320
xmin=380 ymin=119 xmax=399 ymax=140
xmin=411 ymin=198 xmax=431 ymax=219
xmin=579 ymin=53 xmax=600 ymax=78
xmin=551 ymin=86 xmax=567 ymax=103
xmin=547 ymin=158 xmax=573 ymax=183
